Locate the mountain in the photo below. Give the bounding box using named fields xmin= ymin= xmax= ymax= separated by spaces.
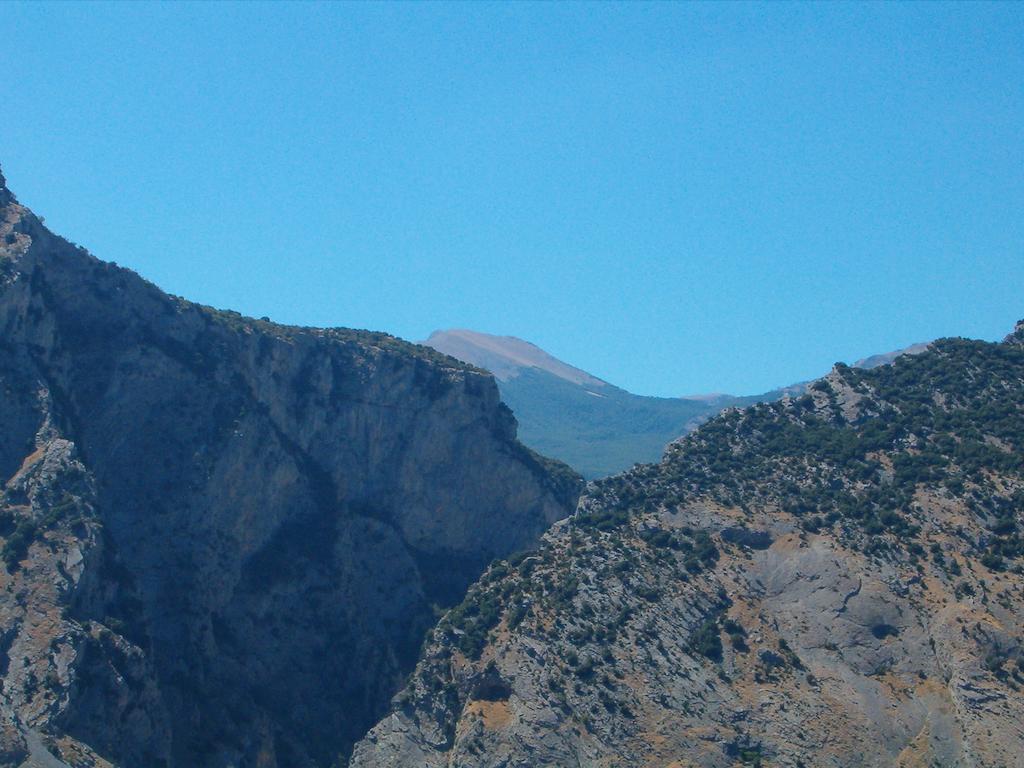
xmin=854 ymin=342 xmax=931 ymax=370
xmin=422 ymin=330 xmax=607 ymax=388
xmin=0 ymin=166 xmax=581 ymax=767
xmin=423 ymin=330 xmax=767 ymax=480
xmin=354 ymin=326 xmax=1024 ymax=768
xmin=423 ymin=330 xmax=929 ymax=480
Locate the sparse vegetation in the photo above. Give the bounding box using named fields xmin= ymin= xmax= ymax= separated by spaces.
xmin=368 ymin=330 xmax=1024 ymax=767
xmin=2 ymin=518 xmax=37 ymax=571
xmin=579 ymin=337 xmax=1024 ymax=567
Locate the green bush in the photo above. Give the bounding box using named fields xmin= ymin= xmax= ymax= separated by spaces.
xmin=2 ymin=519 xmax=37 ymax=571
xmin=690 ymin=619 xmax=723 ymax=663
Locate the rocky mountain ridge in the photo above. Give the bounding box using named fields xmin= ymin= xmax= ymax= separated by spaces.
xmin=353 ymin=328 xmax=1024 ymax=767
xmin=0 ymin=167 xmax=581 ymax=767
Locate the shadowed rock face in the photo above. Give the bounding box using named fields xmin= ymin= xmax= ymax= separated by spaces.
xmin=353 ymin=332 xmax=1024 ymax=768
xmin=0 ymin=168 xmax=581 ymax=767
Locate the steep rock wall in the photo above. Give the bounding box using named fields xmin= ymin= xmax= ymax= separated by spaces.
xmin=0 ymin=170 xmax=581 ymax=767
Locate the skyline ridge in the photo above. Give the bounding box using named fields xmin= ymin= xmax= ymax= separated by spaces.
xmin=5 ymin=2 xmax=1021 ymax=396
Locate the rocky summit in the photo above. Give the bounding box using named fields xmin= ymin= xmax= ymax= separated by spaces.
xmin=0 ymin=168 xmax=581 ymax=767
xmin=353 ymin=331 xmax=1024 ymax=767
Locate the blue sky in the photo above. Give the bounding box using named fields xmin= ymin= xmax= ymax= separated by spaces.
xmin=3 ymin=2 xmax=1022 ymax=396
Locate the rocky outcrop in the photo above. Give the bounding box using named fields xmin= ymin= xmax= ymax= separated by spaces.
xmin=0 ymin=167 xmax=581 ymax=767
xmin=354 ymin=332 xmax=1024 ymax=768
xmin=1005 ymin=319 xmax=1024 ymax=346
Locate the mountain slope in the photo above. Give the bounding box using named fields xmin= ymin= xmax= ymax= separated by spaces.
xmin=424 ymin=329 xmax=929 ymax=480
xmin=354 ymin=326 xmax=1024 ymax=768
xmin=475 ymin=366 xmax=723 ymax=481
xmin=423 ymin=330 xmax=606 ymax=387
xmin=0 ymin=167 xmax=581 ymax=768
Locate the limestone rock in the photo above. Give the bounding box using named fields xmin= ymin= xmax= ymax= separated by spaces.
xmin=0 ymin=166 xmax=581 ymax=767
xmin=354 ymin=332 xmax=1024 ymax=768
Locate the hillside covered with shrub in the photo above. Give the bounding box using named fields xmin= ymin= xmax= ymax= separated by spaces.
xmin=354 ymin=323 xmax=1024 ymax=768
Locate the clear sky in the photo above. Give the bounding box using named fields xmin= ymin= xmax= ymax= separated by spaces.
xmin=3 ymin=2 xmax=1022 ymax=397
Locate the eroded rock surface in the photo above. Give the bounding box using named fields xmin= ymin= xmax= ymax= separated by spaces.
xmin=354 ymin=333 xmax=1024 ymax=768
xmin=0 ymin=168 xmax=581 ymax=767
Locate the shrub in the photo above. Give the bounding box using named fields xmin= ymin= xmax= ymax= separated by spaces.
xmin=2 ymin=519 xmax=38 ymax=571
xmin=690 ymin=619 xmax=723 ymax=663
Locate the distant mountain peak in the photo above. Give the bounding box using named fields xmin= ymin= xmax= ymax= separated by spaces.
xmin=851 ymin=341 xmax=931 ymax=369
xmin=424 ymin=329 xmax=608 ymax=388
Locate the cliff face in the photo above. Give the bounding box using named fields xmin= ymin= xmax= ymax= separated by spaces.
xmin=353 ymin=332 xmax=1024 ymax=768
xmin=0 ymin=170 xmax=581 ymax=767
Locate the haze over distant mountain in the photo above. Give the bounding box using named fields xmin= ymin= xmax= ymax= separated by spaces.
xmin=424 ymin=330 xmax=929 ymax=479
